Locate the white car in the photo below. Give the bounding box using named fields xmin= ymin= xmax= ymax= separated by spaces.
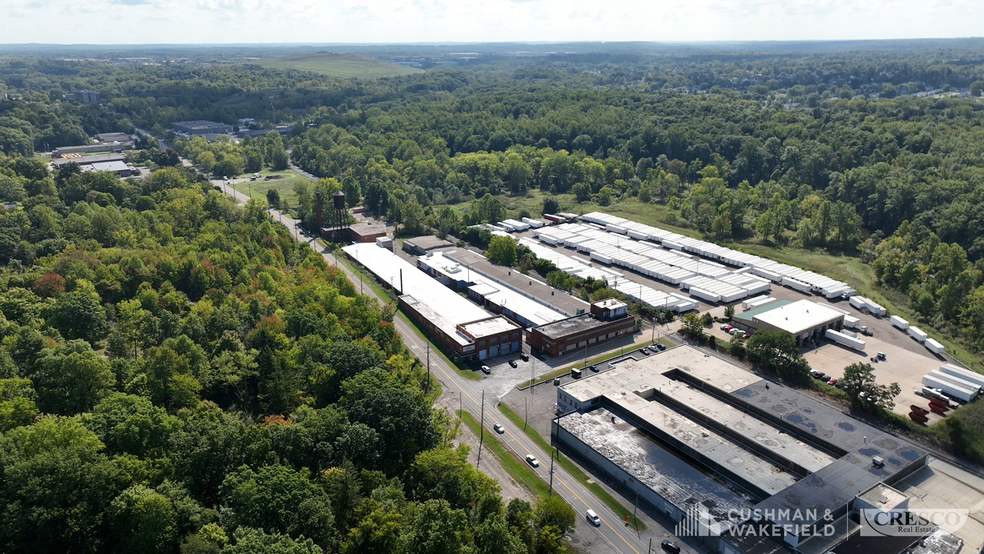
xmin=586 ymin=509 xmax=602 ymax=526
xmin=525 ymin=455 xmax=540 ymax=468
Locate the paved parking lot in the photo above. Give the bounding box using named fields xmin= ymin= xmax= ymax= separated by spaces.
xmin=802 ymin=334 xmax=947 ymax=422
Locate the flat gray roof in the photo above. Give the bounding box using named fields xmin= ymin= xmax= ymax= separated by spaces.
xmin=559 ymin=407 xmax=751 ymax=527
xmin=441 ymin=248 xmax=590 ymax=316
xmin=559 ymin=346 xmax=927 ymax=530
xmin=534 ymin=313 xmax=619 ymax=340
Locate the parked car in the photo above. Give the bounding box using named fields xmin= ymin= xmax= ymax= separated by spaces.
xmin=639 ymin=348 xmax=650 ymax=355
xmin=525 ymin=455 xmax=540 ymax=468
xmin=720 ymin=324 xmax=732 ymax=331
xmin=827 ymin=378 xmax=838 ymax=386
xmin=493 ymin=424 xmax=505 ymax=434
xmin=814 ymin=372 xmax=827 ymax=381
xmin=481 ymin=365 xmax=491 ymax=375
xmin=508 ymin=360 xmax=518 ymax=368
xmin=742 ymin=333 xmax=750 ymax=339
xmin=589 ymin=365 xmax=599 ymax=373
xmin=520 ymin=353 xmax=529 ymax=362
xmin=655 ymin=343 xmax=667 ymax=351
xmin=661 ymin=540 xmax=681 ymax=554
xmin=729 ymin=328 xmax=742 ymax=335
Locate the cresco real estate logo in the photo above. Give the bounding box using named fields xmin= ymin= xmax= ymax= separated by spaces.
xmin=860 ymin=509 xmax=968 ymax=537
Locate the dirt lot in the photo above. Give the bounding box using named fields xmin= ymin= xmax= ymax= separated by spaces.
xmin=802 ymin=334 xmax=948 ymax=423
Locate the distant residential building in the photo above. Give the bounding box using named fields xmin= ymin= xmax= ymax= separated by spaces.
xmin=237 ymin=118 xmax=256 ymax=125
xmin=73 ymin=90 xmax=100 ymax=104
xmin=169 ymin=120 xmax=234 ymax=136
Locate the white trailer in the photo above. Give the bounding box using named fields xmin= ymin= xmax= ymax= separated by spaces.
xmin=843 ymin=315 xmax=861 ymax=329
xmin=689 ymin=287 xmax=721 ymax=303
xmin=929 ymin=371 xmax=983 ymax=396
xmin=866 ymin=300 xmax=887 ymax=317
xmin=782 ymin=277 xmax=812 ymax=293
xmin=521 ymin=217 xmax=544 ymax=228
xmin=890 ymin=316 xmax=909 ymax=330
xmin=925 ymin=339 xmax=945 ymax=355
xmin=908 ymin=326 xmax=928 ymax=343
xmin=922 ymin=373 xmax=976 ymax=402
xmin=940 ymin=364 xmax=984 ymax=390
xmin=825 ymin=329 xmax=866 ymax=351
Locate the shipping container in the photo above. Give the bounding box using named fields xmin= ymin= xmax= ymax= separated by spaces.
xmin=909 ymin=412 xmax=928 ymax=424
xmin=939 ymin=364 xmax=984 ymax=390
xmin=843 ymin=315 xmax=861 ymax=329
xmin=908 ymin=326 xmax=928 ymax=343
xmin=825 ymin=329 xmax=867 ymax=351
xmin=922 ymin=373 xmax=976 ymax=402
xmin=521 ymin=217 xmax=544 ymax=228
xmin=849 ymin=295 xmax=868 ymax=311
xmin=890 ymin=316 xmax=909 ymax=330
xmin=929 ymin=404 xmax=948 ymax=415
xmin=925 ymin=338 xmax=945 ymax=355
xmin=910 ymin=405 xmax=929 ymax=415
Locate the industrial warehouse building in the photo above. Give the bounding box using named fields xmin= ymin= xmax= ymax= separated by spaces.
xmin=416 ymin=250 xmax=572 ymax=329
xmin=528 ymin=299 xmax=636 ymax=357
xmin=553 ymin=346 xmax=931 ymax=554
xmin=733 ymin=299 xmax=845 ymax=343
xmin=343 ymin=243 xmax=520 ymax=361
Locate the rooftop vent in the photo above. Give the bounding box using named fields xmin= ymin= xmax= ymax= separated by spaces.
xmin=872 ymin=456 xmax=885 ymax=468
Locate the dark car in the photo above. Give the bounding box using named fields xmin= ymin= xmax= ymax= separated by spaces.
xmin=520 ymin=353 xmax=529 ymax=362
xmin=589 ymin=364 xmax=599 ymax=373
xmin=508 ymin=360 xmax=518 ymax=368
xmin=661 ymin=540 xmax=681 ymax=554
xmin=655 ymin=343 xmax=667 ymax=351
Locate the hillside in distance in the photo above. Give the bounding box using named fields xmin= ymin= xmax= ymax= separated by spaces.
xmin=255 ymin=52 xmax=423 ymax=78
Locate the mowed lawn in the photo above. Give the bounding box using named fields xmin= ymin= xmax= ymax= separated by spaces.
xmin=229 ymin=168 xmax=313 ymax=208
xmin=257 ymin=53 xmax=422 ymax=78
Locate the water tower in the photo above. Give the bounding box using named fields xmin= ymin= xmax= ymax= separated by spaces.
xmin=330 ymin=190 xmax=348 ymax=242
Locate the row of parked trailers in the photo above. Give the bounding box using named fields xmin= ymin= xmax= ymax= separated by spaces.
xmin=921 ymin=364 xmax=984 ymax=403
xmin=580 ymin=212 xmax=857 ymax=298
xmin=517 ymin=237 xmax=698 ymax=313
xmin=889 ymin=315 xmax=946 ymax=355
xmin=532 ymin=222 xmax=772 ymax=304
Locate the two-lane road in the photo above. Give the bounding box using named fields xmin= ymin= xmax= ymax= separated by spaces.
xmin=212 ymin=180 xmax=650 ymax=554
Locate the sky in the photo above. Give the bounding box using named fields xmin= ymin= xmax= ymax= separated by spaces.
xmin=1 ymin=0 xmax=981 ymax=45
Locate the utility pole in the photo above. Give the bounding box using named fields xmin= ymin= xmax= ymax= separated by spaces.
xmin=477 ymin=390 xmax=485 ymax=468
xmin=633 ymin=488 xmax=641 ymax=538
xmin=648 ymin=538 xmax=653 ymax=554
xmin=524 ymin=397 xmax=528 ymax=431
xmin=426 ymin=343 xmax=431 ymax=392
xmin=548 ymin=450 xmax=555 ymax=496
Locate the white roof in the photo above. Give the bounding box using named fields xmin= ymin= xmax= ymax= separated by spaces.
xmin=343 ymin=244 xmax=500 ymax=343
xmin=753 ymin=300 xmax=845 ymax=335
xmin=427 ymin=252 xmax=567 ymax=327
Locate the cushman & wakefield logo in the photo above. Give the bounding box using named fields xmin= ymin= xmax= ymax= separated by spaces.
xmin=860 ymin=509 xmax=968 ymax=537
xmin=675 ymin=506 xmax=838 ymax=538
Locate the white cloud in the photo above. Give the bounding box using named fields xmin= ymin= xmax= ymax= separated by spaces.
xmin=0 ymin=0 xmax=980 ymax=43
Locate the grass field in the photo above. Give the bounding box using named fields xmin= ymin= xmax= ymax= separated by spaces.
xmin=230 ymin=168 xmax=312 ymax=207
xmin=257 ymin=53 xmax=423 ymax=78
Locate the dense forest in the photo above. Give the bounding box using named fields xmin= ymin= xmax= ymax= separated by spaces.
xmin=0 ymin=153 xmax=574 ymax=552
